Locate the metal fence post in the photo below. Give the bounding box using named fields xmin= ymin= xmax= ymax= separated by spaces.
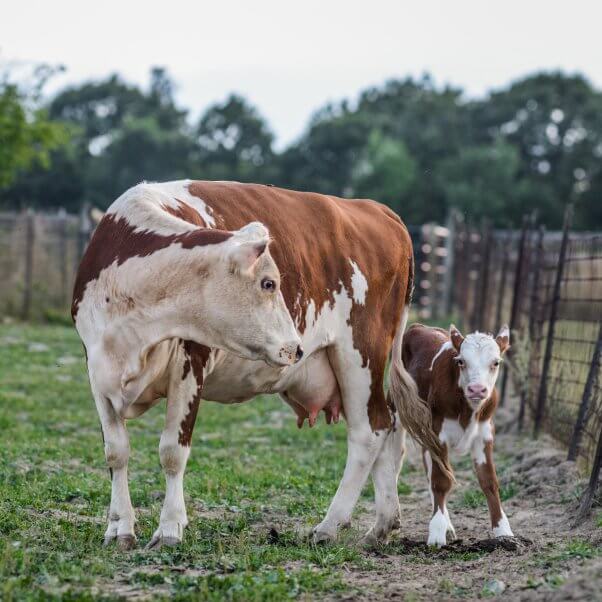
xmin=78 ymin=202 xmax=92 ymax=260
xmin=574 ymin=423 xmax=602 ymax=524
xmin=21 ymin=210 xmax=35 ymax=320
xmin=533 ymin=204 xmax=573 ymax=436
xmin=500 ymin=215 xmax=531 ymax=405
xmin=567 ymin=323 xmax=602 ymax=461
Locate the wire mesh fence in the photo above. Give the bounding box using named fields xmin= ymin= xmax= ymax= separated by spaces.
xmin=438 ymin=206 xmax=602 ymax=520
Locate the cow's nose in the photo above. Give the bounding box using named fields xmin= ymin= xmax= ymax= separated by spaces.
xmin=467 ymin=384 xmax=487 ymax=399
xmin=295 ymin=345 xmax=304 ymax=362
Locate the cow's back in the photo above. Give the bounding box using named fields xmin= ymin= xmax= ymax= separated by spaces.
xmin=186 ymin=181 xmax=413 ymax=337
xmin=401 ymin=324 xmax=449 ymax=400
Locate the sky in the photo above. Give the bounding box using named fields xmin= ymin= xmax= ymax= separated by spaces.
xmin=2 ymin=0 xmax=601 ymax=149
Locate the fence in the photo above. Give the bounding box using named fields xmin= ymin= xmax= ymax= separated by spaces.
xmin=1 ymin=204 xmax=601 ymax=518
xmin=417 ymin=206 xmax=602 ymax=521
xmin=0 ymin=207 xmax=93 ymax=319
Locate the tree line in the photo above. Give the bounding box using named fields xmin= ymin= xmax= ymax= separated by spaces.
xmin=1 ymin=66 xmax=601 ymax=229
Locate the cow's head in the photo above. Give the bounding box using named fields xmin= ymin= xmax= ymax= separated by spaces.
xmin=202 ymin=222 xmax=303 ymax=368
xmin=449 ymin=324 xmax=510 ymax=409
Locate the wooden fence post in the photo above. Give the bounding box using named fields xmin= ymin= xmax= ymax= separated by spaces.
xmin=518 ymin=225 xmax=546 ymax=431
xmin=474 ymin=220 xmax=492 ymax=330
xmin=78 ymin=202 xmax=92 ymax=260
xmin=58 ymin=208 xmax=68 ymax=309
xmin=443 ymin=210 xmax=458 ymax=317
xmin=567 ymin=323 xmax=602 ymax=461
xmin=500 ymin=215 xmax=531 ymax=406
xmin=21 ymin=210 xmax=35 ymax=320
xmin=494 ymin=233 xmax=510 ymax=329
xmin=533 ymin=204 xmax=573 ymax=436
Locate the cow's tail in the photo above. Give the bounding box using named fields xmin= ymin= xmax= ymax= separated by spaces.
xmin=388 ymin=258 xmax=454 ymax=482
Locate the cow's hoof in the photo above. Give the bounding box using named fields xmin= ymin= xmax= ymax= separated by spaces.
xmin=117 ymin=534 xmax=137 ymax=551
xmin=311 ymin=526 xmax=337 ymax=545
xmin=362 ymin=527 xmax=388 ymax=548
xmin=146 ymin=533 xmax=181 ymax=550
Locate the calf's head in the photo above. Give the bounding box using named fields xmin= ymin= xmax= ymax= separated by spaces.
xmin=449 ymin=324 xmax=510 ymax=409
xmin=203 ymin=222 xmax=302 ymax=368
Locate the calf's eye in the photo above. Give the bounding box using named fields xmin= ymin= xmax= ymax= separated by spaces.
xmin=261 ymin=278 xmax=276 ymax=291
xmin=457 ymin=359 xmax=465 ymax=368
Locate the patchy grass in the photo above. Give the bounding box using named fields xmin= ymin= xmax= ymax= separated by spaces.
xmin=0 ymin=323 xmax=361 ymax=600
xmin=460 ymin=482 xmax=518 ymax=509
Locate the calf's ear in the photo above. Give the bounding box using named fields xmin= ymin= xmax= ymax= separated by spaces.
xmin=449 ymin=324 xmax=464 ymax=352
xmin=496 ymin=325 xmax=510 ymax=354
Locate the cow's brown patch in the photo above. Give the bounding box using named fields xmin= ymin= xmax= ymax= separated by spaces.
xmin=182 ymin=181 xmax=414 ymax=432
xmin=178 ymin=341 xmax=210 ymax=446
xmin=72 ymin=214 xmax=231 ymax=319
xmin=163 ymin=200 xmax=206 ymax=227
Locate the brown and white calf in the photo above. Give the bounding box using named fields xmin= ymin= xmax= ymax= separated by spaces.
xmin=402 ymin=323 xmax=513 ymax=547
xmin=72 ymin=180 xmax=446 ymax=549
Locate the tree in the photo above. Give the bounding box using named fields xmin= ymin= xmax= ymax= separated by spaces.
xmin=0 ymin=66 xmax=67 ymax=191
xmin=350 ymin=130 xmax=416 ymax=214
xmin=194 ymin=94 xmax=277 ymax=182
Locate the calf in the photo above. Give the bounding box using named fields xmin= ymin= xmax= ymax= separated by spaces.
xmin=402 ymin=323 xmax=513 ymax=547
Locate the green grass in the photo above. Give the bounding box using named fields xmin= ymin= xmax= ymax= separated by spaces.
xmin=460 ymin=482 xmax=517 ymax=509
xmin=0 ymin=323 xmax=382 ymax=600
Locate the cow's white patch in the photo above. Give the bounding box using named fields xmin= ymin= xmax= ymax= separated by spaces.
xmin=493 ymin=511 xmax=513 ymax=537
xmin=428 ymin=509 xmax=448 ymax=547
xmin=107 ymin=180 xmax=216 ymax=235
xmin=349 ymin=260 xmax=368 ymax=305
xmin=430 ymin=341 xmax=453 ymax=370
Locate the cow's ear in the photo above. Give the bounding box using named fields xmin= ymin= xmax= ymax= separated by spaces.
xmin=496 ymin=325 xmax=510 ymax=354
xmin=229 ymin=239 xmax=268 ymax=272
xmin=449 ymin=324 xmax=464 ymax=352
xmin=229 ymin=221 xmax=270 ymax=272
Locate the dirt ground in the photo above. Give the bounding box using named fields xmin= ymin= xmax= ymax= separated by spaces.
xmin=326 ymin=407 xmax=602 ymax=601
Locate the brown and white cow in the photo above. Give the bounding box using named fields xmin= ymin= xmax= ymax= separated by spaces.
xmin=402 ymin=323 xmax=513 ymax=547
xmin=72 ymin=180 xmax=447 ymax=549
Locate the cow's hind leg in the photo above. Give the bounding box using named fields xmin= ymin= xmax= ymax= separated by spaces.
xmin=311 ymin=345 xmax=388 ymax=543
xmin=365 ymin=422 xmax=406 ymax=544
xmin=148 ymin=350 xmax=202 ymax=548
xmin=94 ymin=388 xmax=136 ymax=549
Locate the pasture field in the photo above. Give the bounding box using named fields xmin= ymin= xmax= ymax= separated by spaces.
xmin=1 ymin=323 xmax=601 ymax=601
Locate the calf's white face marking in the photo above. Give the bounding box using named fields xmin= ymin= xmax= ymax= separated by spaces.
xmin=450 ymin=325 xmax=509 ymax=410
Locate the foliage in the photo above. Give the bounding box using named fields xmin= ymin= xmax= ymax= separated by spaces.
xmin=0 ymin=66 xmax=67 ymax=189
xmin=1 ymin=67 xmax=602 ymax=229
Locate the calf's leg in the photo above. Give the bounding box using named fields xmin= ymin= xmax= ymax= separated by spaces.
xmin=425 ymin=446 xmax=455 ymax=547
xmin=472 ymin=439 xmax=513 ymax=537
xmin=94 ymin=389 xmax=136 ymax=549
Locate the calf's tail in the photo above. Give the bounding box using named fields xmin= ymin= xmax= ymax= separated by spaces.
xmin=388 ymin=259 xmax=454 ymax=482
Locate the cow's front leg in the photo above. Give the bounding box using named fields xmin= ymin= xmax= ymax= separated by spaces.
xmin=472 ymin=437 xmax=513 ymax=538
xmin=312 ymin=347 xmax=386 ymax=543
xmin=94 ymin=391 xmax=136 ymax=549
xmin=148 ymin=348 xmax=203 ymax=548
xmin=364 ymin=423 xmax=406 ymax=544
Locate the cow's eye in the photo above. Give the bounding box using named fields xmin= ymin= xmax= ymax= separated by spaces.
xmin=261 ymin=278 xmax=276 ymax=291
xmin=456 ymin=358 xmax=465 ymax=368
xmin=492 ymin=360 xmax=501 ymax=369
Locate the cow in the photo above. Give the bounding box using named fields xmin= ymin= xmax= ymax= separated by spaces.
xmin=72 ymin=180 xmax=448 ymax=549
xmin=401 ymin=322 xmax=514 ymax=547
